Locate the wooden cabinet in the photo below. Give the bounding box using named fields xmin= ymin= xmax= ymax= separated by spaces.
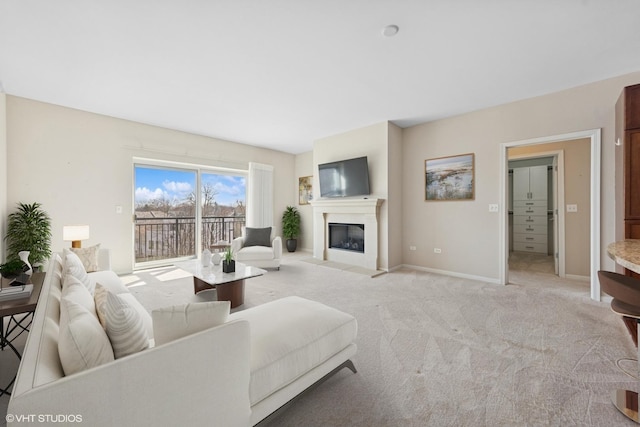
xmin=513 ymin=166 xmax=548 ymax=254
xmin=616 ymin=83 xmax=640 ymax=277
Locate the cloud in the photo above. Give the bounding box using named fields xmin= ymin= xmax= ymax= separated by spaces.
xmin=135 ymin=187 xmax=166 ymax=203
xmin=162 ymin=180 xmax=192 ymax=194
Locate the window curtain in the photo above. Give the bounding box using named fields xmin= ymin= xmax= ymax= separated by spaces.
xmin=247 ymin=162 xmax=274 ymax=227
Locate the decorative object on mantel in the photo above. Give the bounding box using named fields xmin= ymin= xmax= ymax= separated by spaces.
xmin=425 ymin=153 xmax=475 ymax=201
xmin=5 ymin=202 xmax=52 ymax=268
xmin=222 ymin=246 xmax=235 ymax=273
xmin=282 ymin=205 xmax=301 ymax=252
xmin=63 ymin=224 xmax=90 ymax=248
xmin=298 ymin=176 xmax=313 ymax=205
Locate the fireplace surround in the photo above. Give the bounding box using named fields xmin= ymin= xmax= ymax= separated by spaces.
xmin=311 ymin=198 xmax=383 ymax=270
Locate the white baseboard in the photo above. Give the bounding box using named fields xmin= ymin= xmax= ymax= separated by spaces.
xmin=564 ymin=274 xmax=590 ymax=282
xmin=401 ymin=264 xmax=500 ymax=284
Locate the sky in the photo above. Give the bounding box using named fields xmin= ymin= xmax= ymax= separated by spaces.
xmin=134 ymin=166 xmax=246 ymax=207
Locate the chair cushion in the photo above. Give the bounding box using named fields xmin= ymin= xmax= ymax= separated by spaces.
xmin=236 ymin=246 xmax=275 ymax=261
xmin=243 ymin=227 xmax=272 ymax=248
xmin=229 ymin=296 xmax=358 ymax=405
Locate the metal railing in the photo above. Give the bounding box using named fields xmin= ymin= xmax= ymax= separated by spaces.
xmin=134 ymin=215 xmax=245 ymax=263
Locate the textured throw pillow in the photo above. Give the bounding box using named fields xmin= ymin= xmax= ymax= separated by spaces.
xmin=62 ymin=274 xmax=97 ymax=318
xmin=95 ymin=287 xmax=149 ymax=358
xmin=94 ymin=283 xmax=153 ymax=340
xmin=58 ymin=297 xmax=114 ymax=376
xmin=152 ymin=301 xmax=230 ymax=346
xmin=63 ymin=249 xmax=94 ymax=295
xmin=70 ymin=244 xmax=101 ymax=273
xmin=243 ymin=227 xmax=272 ymax=248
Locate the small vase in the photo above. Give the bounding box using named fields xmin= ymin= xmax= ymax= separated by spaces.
xmin=212 ymin=252 xmax=221 ymax=265
xmin=223 ymin=260 xmax=235 ymax=273
xmin=18 ymin=251 xmax=32 ymax=276
xmin=202 ymin=249 xmax=212 ymax=267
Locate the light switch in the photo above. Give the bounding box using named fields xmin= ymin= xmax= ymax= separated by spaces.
xmin=116 ymin=205 xmax=123 ymax=214
xmin=566 ymin=204 xmax=578 ymax=213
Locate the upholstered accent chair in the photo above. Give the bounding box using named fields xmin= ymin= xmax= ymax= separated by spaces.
xmin=231 ymin=226 xmax=282 ymax=270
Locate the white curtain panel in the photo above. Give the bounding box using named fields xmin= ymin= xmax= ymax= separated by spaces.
xmin=247 ymin=162 xmax=274 ymax=227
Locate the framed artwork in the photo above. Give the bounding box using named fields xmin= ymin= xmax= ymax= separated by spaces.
xmin=299 ymin=176 xmax=313 ymax=205
xmin=425 ymin=153 xmax=474 ymax=201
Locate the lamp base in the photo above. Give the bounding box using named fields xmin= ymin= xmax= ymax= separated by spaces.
xmin=71 ymin=241 xmax=81 ymax=248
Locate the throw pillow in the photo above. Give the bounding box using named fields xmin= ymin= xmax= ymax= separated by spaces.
xmin=70 ymin=244 xmax=101 ymax=273
xmin=95 ymin=287 xmax=149 ymax=358
xmin=94 ymin=283 xmax=153 ymax=339
xmin=152 ymin=301 xmax=230 ymax=346
xmin=243 ymin=227 xmax=272 ymax=248
xmin=62 ymin=274 xmax=97 ymax=318
xmin=58 ymin=297 xmax=114 ymax=376
xmin=63 ymin=249 xmax=94 ymax=295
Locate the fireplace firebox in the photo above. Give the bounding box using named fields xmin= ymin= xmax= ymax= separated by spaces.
xmin=329 ymin=223 xmax=365 ymax=253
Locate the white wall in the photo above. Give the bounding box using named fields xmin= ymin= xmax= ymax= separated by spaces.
xmin=402 ymin=71 xmax=640 ymax=281
xmin=294 ymin=151 xmax=314 ymax=252
xmin=6 ymin=96 xmax=296 ymax=273
xmin=387 ymin=123 xmax=403 ymax=269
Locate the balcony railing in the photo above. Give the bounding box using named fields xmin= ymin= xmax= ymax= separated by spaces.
xmin=134 ymin=215 xmax=245 ymax=263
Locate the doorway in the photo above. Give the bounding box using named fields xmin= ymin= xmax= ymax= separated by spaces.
xmin=507 ymin=151 xmax=564 ymax=277
xmin=498 ymin=129 xmax=602 ymax=301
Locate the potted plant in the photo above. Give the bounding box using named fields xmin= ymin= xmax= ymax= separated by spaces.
xmin=5 ymin=202 xmax=52 ymax=268
xmin=282 ymin=205 xmax=301 ymax=252
xmin=222 ymin=246 xmax=235 ymax=273
xmin=0 ymin=259 xmax=30 ymax=286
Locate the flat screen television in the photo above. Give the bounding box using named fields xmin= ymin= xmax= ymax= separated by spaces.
xmin=318 ymin=156 xmax=371 ymax=198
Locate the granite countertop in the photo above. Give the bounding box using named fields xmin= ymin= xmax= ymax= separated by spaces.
xmin=607 ymin=239 xmax=640 ymax=274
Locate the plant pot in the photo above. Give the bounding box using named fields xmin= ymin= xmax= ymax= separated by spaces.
xmin=286 ymin=239 xmax=297 ymax=253
xmin=222 ymin=260 xmax=235 ymax=273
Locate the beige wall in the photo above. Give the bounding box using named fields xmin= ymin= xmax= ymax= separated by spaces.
xmin=509 ymin=138 xmax=591 ymax=276
xmin=313 ymin=122 xmax=391 ymax=270
xmin=6 ymin=96 xmax=296 ymax=273
xmin=294 ymin=150 xmax=314 ymax=252
xmin=0 ymin=93 xmax=6 ymax=260
xmin=388 ymin=123 xmax=403 ymax=269
xmin=402 ymin=71 xmax=640 ymax=281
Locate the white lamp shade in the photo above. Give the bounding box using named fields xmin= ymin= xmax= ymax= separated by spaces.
xmin=63 ymin=225 xmax=90 ymax=241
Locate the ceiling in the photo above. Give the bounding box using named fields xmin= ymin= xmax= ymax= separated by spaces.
xmin=1 ymin=1 xmax=640 ymax=155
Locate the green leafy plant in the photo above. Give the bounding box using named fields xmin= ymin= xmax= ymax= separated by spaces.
xmin=223 ymin=246 xmax=233 ymax=263
xmin=281 ymin=206 xmax=300 ymax=240
xmin=5 ymin=202 xmax=52 ymax=266
xmin=0 ymin=259 xmax=27 ymax=278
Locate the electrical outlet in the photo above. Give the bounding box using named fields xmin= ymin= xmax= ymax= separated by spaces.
xmin=434 ymin=248 xmax=442 ymax=254
xmin=409 ymin=246 xmax=416 ymax=251
xmin=115 ymin=205 xmax=123 ymax=214
xmin=489 ymin=204 xmax=499 ymax=212
xmin=566 ymin=204 xmax=578 ymax=213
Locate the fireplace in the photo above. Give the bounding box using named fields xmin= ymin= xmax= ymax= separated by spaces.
xmin=329 ymin=223 xmax=365 ymax=253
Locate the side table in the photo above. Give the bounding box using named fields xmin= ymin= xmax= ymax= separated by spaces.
xmin=0 ymin=272 xmax=45 ymax=397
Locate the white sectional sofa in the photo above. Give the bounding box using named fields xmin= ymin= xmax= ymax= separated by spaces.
xmin=7 ymin=250 xmax=358 ymax=426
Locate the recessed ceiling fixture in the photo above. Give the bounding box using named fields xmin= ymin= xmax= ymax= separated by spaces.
xmin=382 ymin=25 xmax=399 ymax=37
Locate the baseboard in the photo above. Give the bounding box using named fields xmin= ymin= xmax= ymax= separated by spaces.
xmin=401 ymin=264 xmax=500 ymax=284
xmin=564 ymin=274 xmax=590 ymax=282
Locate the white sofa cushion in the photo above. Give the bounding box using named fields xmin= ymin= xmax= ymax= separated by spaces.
xmin=69 ymin=244 xmax=101 ymax=272
xmin=63 ymin=249 xmax=94 ymax=295
xmin=94 ymin=285 xmax=149 ymax=358
xmin=62 ymin=274 xmax=97 ymax=318
xmin=229 ymin=296 xmax=358 ymax=405
xmin=58 ymin=297 xmax=114 ymax=376
xmin=152 ymin=301 xmax=230 ymax=346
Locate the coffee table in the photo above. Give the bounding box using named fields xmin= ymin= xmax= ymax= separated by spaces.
xmin=174 ymin=260 xmax=265 ymax=308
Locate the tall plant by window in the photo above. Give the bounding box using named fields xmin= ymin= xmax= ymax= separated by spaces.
xmin=5 ymin=202 xmax=52 ymax=265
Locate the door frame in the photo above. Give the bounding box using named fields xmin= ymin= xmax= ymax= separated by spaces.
xmin=508 ymin=150 xmax=565 ymax=277
xmin=498 ymin=129 xmax=601 ymax=301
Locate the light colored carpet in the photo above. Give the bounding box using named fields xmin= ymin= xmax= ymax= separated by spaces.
xmin=1 ymin=255 xmax=636 ymax=426
xmin=301 ymin=257 xmax=386 ymax=278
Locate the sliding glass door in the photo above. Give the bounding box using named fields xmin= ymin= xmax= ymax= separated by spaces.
xmin=134 ymin=164 xmax=246 ymax=267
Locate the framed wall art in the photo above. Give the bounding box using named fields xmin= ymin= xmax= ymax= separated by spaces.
xmin=425 ymin=153 xmax=474 ymax=201
xmin=299 ymin=176 xmax=313 ymax=205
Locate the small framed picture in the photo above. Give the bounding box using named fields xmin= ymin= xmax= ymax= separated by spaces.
xmin=299 ymin=176 xmax=313 ymax=205
xmin=425 ymin=153 xmax=474 ymax=201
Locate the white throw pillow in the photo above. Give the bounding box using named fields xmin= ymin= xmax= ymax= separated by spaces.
xmin=58 ymin=297 xmax=114 ymax=376
xmin=63 ymin=249 xmax=94 ymax=295
xmin=70 ymin=244 xmax=101 ymax=272
xmin=152 ymin=301 xmax=230 ymax=346
xmin=96 ymin=288 xmax=149 ymax=358
xmin=62 ymin=274 xmax=97 ymax=318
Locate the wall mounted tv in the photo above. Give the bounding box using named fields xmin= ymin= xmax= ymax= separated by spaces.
xmin=318 ymin=156 xmax=371 ymax=198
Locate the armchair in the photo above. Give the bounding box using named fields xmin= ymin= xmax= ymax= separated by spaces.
xmin=231 ymin=226 xmax=282 ymax=270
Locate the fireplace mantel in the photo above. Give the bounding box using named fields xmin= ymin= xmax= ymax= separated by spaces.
xmin=311 ymin=198 xmax=384 ymax=270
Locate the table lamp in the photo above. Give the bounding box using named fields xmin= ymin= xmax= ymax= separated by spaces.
xmin=63 ymin=225 xmax=90 ymax=248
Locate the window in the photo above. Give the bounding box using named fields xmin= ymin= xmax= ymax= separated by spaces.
xmin=134 ymin=163 xmax=246 ymax=266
